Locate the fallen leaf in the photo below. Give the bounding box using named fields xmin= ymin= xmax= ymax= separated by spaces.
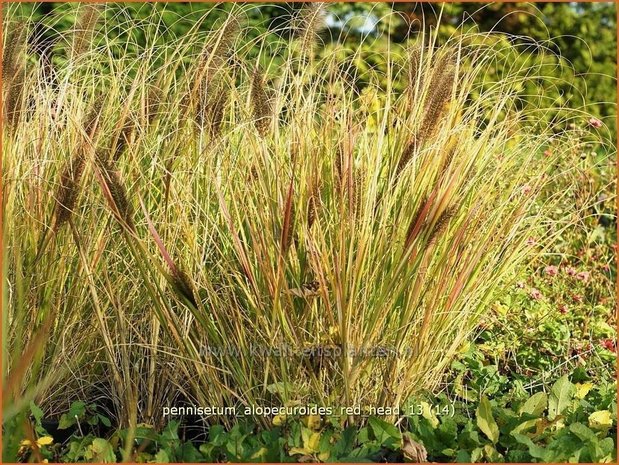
xmin=402 ymin=433 xmax=427 ymax=463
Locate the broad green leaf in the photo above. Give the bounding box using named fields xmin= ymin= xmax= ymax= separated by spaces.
xmin=511 ymin=432 xmax=547 ymax=460
xmin=209 ymin=424 xmax=226 ymax=446
xmin=68 ymin=401 xmax=86 ymax=419
xmin=178 ymin=442 xmax=203 ymax=462
xmin=333 ymin=426 xmax=356 ymax=456
xmin=199 ymin=443 xmax=215 ymax=461
xmin=483 ymin=444 xmax=502 ymax=462
xmin=154 ymin=449 xmax=170 ymax=463
xmin=455 ymin=449 xmax=471 ymax=462
xmin=470 ymin=447 xmax=484 ymax=462
xmin=545 ymin=432 xmax=584 ymax=461
xmin=98 ymin=414 xmax=112 ymax=428
xmin=548 ymin=375 xmax=575 ymax=420
xmin=162 ymin=420 xmax=180 ymax=442
xmin=367 ymin=417 xmax=401 ymax=446
xmin=511 ymin=419 xmax=538 ymax=434
xmin=520 ymin=392 xmax=547 ymax=417
xmin=476 ymin=396 xmax=499 ymax=444
xmin=599 ymin=437 xmax=616 ymax=459
xmin=29 ymin=402 xmax=44 ymax=424
xmin=357 ymin=427 xmax=370 ymax=444
xmin=569 ymin=422 xmax=596 ymax=441
xmin=225 ymin=430 xmax=248 ymax=459
xmin=58 ymin=413 xmax=76 ymax=430
xmin=85 ymin=438 xmax=116 ymax=463
xmin=318 ymin=430 xmax=334 ymax=454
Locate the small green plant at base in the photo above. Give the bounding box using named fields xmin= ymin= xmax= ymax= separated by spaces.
xmin=14 ymin=376 xmax=616 ymax=463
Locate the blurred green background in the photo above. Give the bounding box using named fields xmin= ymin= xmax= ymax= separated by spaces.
xmin=10 ymin=2 xmax=617 ymax=136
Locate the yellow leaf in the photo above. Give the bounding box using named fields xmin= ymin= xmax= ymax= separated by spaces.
xmin=19 ymin=439 xmax=32 ymax=448
xmin=36 ymin=436 xmax=54 ymax=446
xmin=512 ymin=419 xmax=537 ymax=434
xmin=250 ymin=447 xmax=268 ymax=460
xmin=575 ymin=382 xmax=593 ymax=399
xmin=304 ymin=414 xmax=322 ymax=431
xmin=318 ymin=451 xmax=330 ymax=461
xmin=420 ymin=401 xmax=439 ymax=428
xmin=273 ymin=414 xmax=286 ymax=426
xmin=555 ymin=418 xmax=566 ymax=430
xmin=289 ymin=447 xmax=311 ymax=456
xmin=589 ymin=410 xmax=613 ymax=430
xmin=458 ymin=341 xmax=471 ymax=354
xmin=306 ymin=431 xmax=321 ymax=453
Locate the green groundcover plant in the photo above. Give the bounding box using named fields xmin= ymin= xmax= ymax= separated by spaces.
xmin=2 ymin=3 xmax=615 ymax=463
xmin=11 ymin=372 xmax=616 ymax=462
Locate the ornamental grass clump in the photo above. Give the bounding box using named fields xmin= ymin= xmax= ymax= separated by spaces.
xmin=2 ymin=4 xmax=611 ymax=430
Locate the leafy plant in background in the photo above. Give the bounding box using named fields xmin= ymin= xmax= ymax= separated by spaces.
xmin=18 ymin=2 xmax=617 ymax=135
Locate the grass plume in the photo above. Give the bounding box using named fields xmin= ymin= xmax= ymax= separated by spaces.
xmin=2 ymin=20 xmax=26 ymax=81
xmin=70 ymin=3 xmax=101 ymax=60
xmin=251 ymin=65 xmax=272 ymax=136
